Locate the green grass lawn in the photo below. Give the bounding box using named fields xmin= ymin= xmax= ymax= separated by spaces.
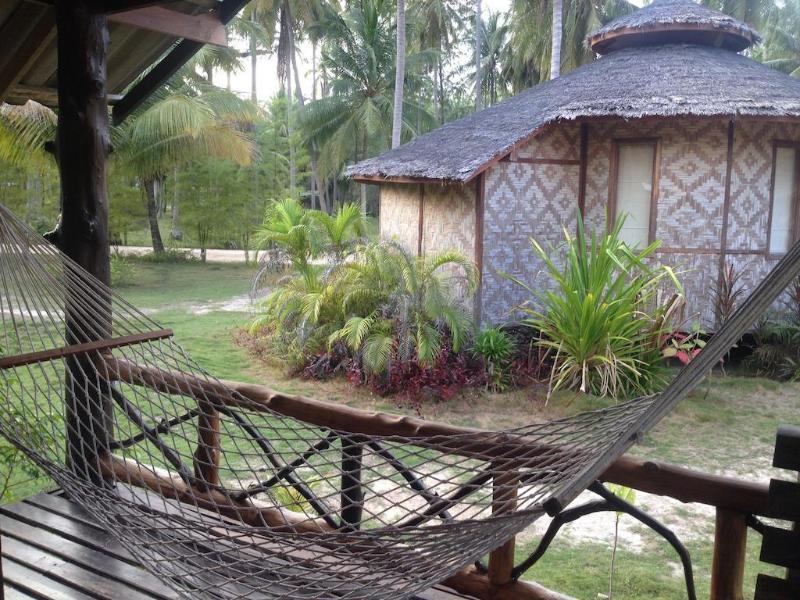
xmin=3 ymin=259 xmax=797 ymax=599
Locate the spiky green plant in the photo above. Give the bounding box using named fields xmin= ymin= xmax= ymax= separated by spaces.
xmin=473 ymin=326 xmax=516 ymax=391
xmin=507 ymin=215 xmax=682 ymax=400
xmin=330 ymin=243 xmax=478 ymax=375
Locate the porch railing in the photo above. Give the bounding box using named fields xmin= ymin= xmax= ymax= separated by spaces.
xmin=98 ymin=359 xmax=773 ymax=600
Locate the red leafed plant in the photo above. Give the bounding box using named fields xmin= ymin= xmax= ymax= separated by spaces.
xmin=661 ymin=328 xmax=707 ymax=365
xmin=349 ymin=345 xmax=483 ymax=410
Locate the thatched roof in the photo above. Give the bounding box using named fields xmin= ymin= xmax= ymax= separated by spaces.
xmin=587 ymin=0 xmax=761 ymax=54
xmin=347 ymin=0 xmax=788 ymax=185
xmin=347 ymin=42 xmax=800 ymax=183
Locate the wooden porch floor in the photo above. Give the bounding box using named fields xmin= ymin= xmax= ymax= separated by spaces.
xmin=0 ymin=492 xmax=472 ymax=600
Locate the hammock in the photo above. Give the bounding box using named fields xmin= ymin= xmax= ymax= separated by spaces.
xmin=0 ymin=202 xmax=797 ymax=600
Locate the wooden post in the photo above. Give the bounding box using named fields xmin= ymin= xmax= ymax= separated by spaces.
xmin=488 ymin=466 xmax=519 ymax=592
xmin=340 ymin=435 xmax=364 ymax=529
xmin=54 ymin=0 xmax=113 ymax=485
xmin=193 ymin=400 xmax=221 ymax=489
xmin=710 ymin=508 xmax=747 ymax=600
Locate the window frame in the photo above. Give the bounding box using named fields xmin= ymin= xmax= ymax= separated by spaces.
xmin=766 ymin=140 xmax=800 ymax=257
xmin=608 ymin=137 xmax=661 ymax=246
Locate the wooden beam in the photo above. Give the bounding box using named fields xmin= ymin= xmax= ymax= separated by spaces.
xmin=102 ymin=358 xmax=576 ymax=464
xmin=487 ymin=468 xmax=518 ymax=589
xmin=54 ymin=0 xmax=114 ymax=487
xmin=710 ymin=508 xmax=747 ymax=600
xmin=444 ymin=567 xmax=576 ymax=600
xmin=577 ymin=123 xmax=589 ymax=218
xmin=602 ymin=455 xmax=769 ymax=516
xmin=100 ymin=454 xmax=332 ymax=533
xmin=112 ymin=0 xmax=250 ymax=124
xmin=0 ymin=3 xmax=56 ymax=104
xmin=108 ymin=6 xmax=227 ymax=46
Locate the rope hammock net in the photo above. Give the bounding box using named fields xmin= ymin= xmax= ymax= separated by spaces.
xmin=1 ymin=202 xmax=799 ymax=599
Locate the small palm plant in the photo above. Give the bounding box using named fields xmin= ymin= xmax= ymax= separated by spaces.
xmin=254 ymin=198 xmax=320 ymax=271
xmin=507 ymin=215 xmax=682 ymax=400
xmin=310 ymin=203 xmax=367 ymax=259
xmin=330 ymin=243 xmax=479 ymax=376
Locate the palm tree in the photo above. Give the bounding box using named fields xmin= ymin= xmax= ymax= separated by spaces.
xmin=551 ymin=0 xmax=562 ymax=79
xmin=410 ymin=0 xmax=461 ymax=124
xmin=505 ymin=0 xmax=634 ymax=90
xmin=115 ymin=87 xmax=257 ymax=252
xmin=299 ymin=0 xmax=433 ymax=207
xmin=392 ymin=0 xmax=406 ymax=149
xmin=475 ymin=0 xmax=483 ymax=110
xmin=231 ymin=13 xmax=272 ymax=103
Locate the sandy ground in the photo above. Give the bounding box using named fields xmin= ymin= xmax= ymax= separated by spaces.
xmin=114 ymin=245 xmax=251 ymax=263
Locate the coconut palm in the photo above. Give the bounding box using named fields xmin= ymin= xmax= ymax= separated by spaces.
xmin=474 ymin=0 xmax=483 ymax=110
xmin=551 ymin=0 xmax=562 ymax=79
xmin=115 ymin=87 xmax=257 ymax=253
xmin=757 ymin=0 xmax=799 ymax=77
xmin=462 ymin=11 xmax=509 ymax=107
xmin=410 ymin=0 xmax=462 ymax=124
xmin=392 ymin=0 xmax=407 ymax=149
xmin=505 ymin=0 xmax=634 ymax=90
xmin=299 ymin=0 xmax=434 ymax=202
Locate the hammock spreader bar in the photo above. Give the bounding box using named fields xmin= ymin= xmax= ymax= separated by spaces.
xmin=0 ymin=329 xmax=173 ymax=370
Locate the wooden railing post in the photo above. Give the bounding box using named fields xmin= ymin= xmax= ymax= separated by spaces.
xmin=488 ymin=465 xmax=519 ymax=592
xmin=340 ymin=435 xmax=364 ymax=529
xmin=710 ymin=507 xmax=747 ymax=600
xmin=193 ymin=400 xmax=220 ymax=489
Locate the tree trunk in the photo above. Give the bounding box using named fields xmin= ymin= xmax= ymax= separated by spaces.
xmin=53 ymin=0 xmax=113 ymax=486
xmin=25 ymin=172 xmax=43 ymax=222
xmin=291 ymin=42 xmax=326 ymax=213
xmin=391 ymin=0 xmax=406 ymax=149
xmin=437 ymin=52 xmax=445 ymax=124
xmin=475 ymin=0 xmax=482 ymax=110
xmin=250 ymin=14 xmax=258 ymax=103
xmin=286 ymin=57 xmax=297 ymax=198
xmin=550 ymin=0 xmax=562 ymax=79
xmin=144 ymin=178 xmax=165 ymax=253
xmin=171 ymin=166 xmax=182 ymax=239
xmin=312 ymin=40 xmax=318 ymax=101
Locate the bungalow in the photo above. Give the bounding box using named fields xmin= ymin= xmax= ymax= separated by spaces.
xmin=346 ymin=0 xmax=800 ymax=326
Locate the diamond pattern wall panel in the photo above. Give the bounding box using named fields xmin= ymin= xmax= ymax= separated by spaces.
xmin=482 ymin=161 xmax=580 ymax=323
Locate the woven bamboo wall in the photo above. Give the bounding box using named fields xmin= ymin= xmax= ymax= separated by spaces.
xmin=378 ymin=118 xmax=800 ymax=328
xmin=379 ymin=183 xmax=420 ymax=254
xmin=483 ymin=118 xmax=800 ymax=327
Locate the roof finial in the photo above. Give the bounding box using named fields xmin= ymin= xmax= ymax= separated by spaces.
xmin=587 ymin=0 xmax=761 ymax=55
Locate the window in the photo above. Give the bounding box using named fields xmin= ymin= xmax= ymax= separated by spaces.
xmin=612 ymin=141 xmax=658 ymax=247
xmin=769 ymin=145 xmax=799 ymax=255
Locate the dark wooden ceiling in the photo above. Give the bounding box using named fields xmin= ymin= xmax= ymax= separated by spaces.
xmin=0 ymin=0 xmax=242 ymax=121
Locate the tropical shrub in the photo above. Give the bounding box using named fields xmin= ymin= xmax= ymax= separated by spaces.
xmin=330 ymin=243 xmax=479 ymax=376
xmin=745 ymin=318 xmax=800 ymax=380
xmin=473 ymin=327 xmax=516 ymax=391
xmin=507 ymin=216 xmax=683 ymax=400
